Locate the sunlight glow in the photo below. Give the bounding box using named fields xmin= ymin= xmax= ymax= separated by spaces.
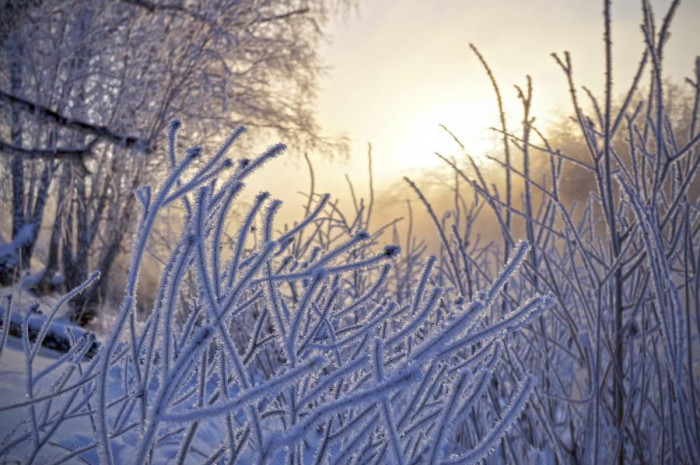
xmin=393 ymin=101 xmax=496 ymax=172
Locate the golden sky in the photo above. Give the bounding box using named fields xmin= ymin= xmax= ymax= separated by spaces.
xmin=249 ymin=0 xmax=700 ymax=225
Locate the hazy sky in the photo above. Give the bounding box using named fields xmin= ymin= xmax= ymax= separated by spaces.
xmin=250 ymin=0 xmax=700 ymax=223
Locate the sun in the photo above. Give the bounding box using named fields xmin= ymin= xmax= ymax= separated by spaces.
xmin=394 ymin=101 xmax=496 ymax=173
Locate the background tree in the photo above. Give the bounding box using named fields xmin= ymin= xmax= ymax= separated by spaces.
xmin=0 ymin=0 xmax=348 ymax=324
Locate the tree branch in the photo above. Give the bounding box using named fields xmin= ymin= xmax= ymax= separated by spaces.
xmin=258 ymin=8 xmax=310 ymax=24
xmin=121 ymin=0 xmax=309 ymax=26
xmin=120 ymin=0 xmax=207 ymax=21
xmin=0 ymin=89 xmax=151 ymax=151
xmin=0 ymin=137 xmax=98 ymax=161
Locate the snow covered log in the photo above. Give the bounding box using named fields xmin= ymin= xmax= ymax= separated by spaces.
xmin=0 ymin=310 xmax=100 ymax=358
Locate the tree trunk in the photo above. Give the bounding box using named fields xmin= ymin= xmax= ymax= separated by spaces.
xmin=2 ymin=35 xmax=54 ymax=285
xmin=34 ymin=163 xmax=69 ymax=293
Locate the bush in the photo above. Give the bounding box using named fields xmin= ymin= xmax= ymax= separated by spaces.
xmin=0 ymin=121 xmax=548 ymax=464
xmin=402 ymin=2 xmax=700 ymax=463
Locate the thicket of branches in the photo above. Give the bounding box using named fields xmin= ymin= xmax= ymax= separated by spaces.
xmin=402 ymin=0 xmax=699 ymax=463
xmin=0 ymin=0 xmax=698 ymax=464
xmin=0 ymin=121 xmax=548 ymax=464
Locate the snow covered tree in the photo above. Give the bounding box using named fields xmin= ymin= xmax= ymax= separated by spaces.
xmin=0 ymin=0 xmax=347 ymax=322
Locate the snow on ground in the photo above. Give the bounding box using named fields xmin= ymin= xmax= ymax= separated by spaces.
xmin=0 ymin=225 xmax=36 ymax=276
xmin=0 ymin=289 xmax=222 ymax=464
xmin=0 ymin=336 xmax=231 ymax=464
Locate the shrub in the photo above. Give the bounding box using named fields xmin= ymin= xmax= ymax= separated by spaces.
xmin=0 ymin=121 xmax=549 ymax=464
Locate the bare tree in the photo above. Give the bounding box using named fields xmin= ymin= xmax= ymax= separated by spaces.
xmin=0 ymin=0 xmax=347 ymax=323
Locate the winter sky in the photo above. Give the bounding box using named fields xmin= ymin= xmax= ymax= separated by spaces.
xmin=250 ymin=0 xmax=700 ymax=219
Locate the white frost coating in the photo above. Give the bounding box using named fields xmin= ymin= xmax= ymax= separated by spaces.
xmin=441 ymin=375 xmax=533 ymax=465
xmin=0 ymin=123 xmax=542 ymax=464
